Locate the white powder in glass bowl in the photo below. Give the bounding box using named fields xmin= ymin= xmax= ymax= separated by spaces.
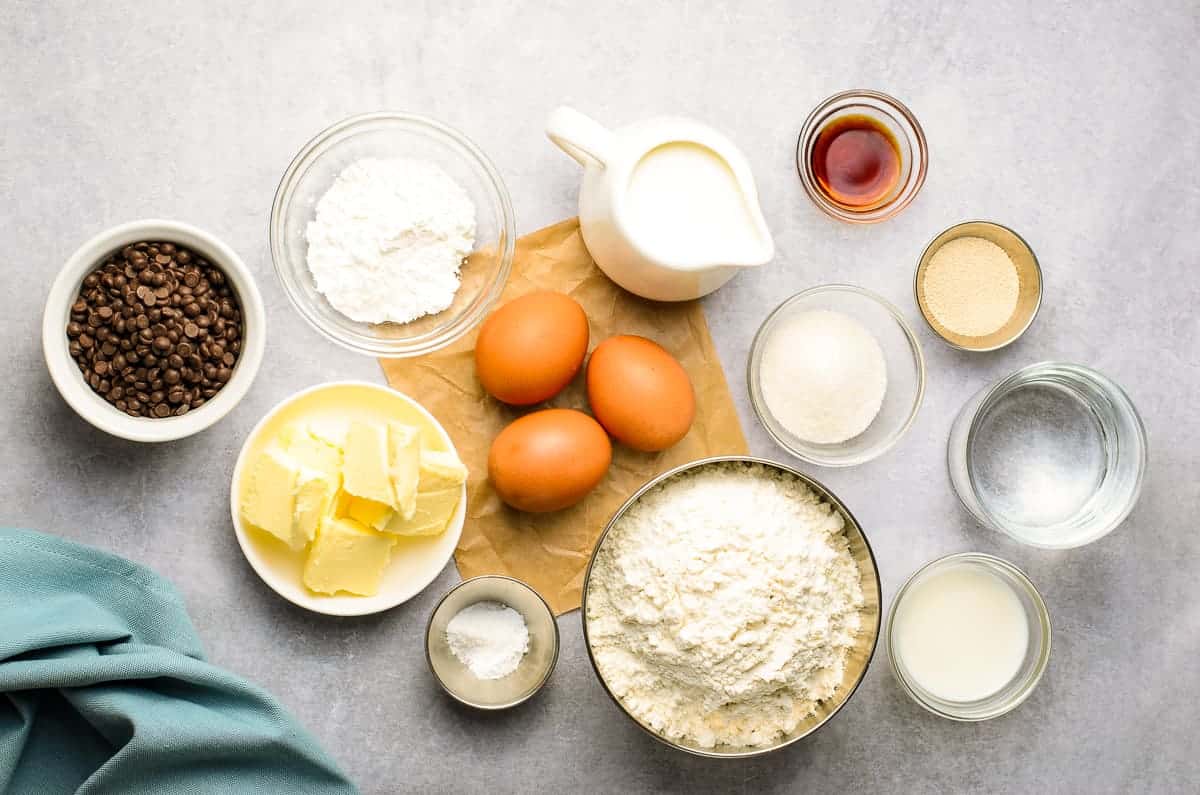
xmin=305 ymin=157 xmax=476 ymax=325
xmin=759 ymin=309 xmax=887 ymax=444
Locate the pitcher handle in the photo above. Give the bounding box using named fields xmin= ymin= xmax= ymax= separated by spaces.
xmin=546 ymin=106 xmax=614 ymax=168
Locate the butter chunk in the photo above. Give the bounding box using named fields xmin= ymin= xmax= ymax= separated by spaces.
xmin=282 ymin=425 xmax=342 ymax=475
xmin=384 ymin=487 xmax=462 ymax=537
xmin=241 ymin=449 xmax=299 ymax=548
xmin=302 ymin=517 xmax=395 ymax=596
xmin=326 ymin=487 xmax=352 ymax=521
xmin=292 ymin=469 xmax=335 ymax=550
xmin=417 ymin=449 xmax=468 ymax=492
xmin=388 ymin=422 xmax=421 ymax=520
xmin=342 ymin=421 xmax=394 ymax=506
xmin=347 ymin=497 xmax=395 ymax=531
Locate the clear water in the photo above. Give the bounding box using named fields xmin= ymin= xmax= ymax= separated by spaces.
xmin=970 ymin=381 xmax=1107 ymax=530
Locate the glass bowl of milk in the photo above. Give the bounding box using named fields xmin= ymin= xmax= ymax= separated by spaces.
xmin=886 ymin=553 xmax=1051 ymax=721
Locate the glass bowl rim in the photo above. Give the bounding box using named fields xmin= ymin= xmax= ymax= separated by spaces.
xmin=885 ymin=551 xmax=1052 ymax=721
xmin=795 ymin=89 xmax=929 ymax=224
xmin=747 ymin=283 xmax=927 ymax=467
xmin=268 ymin=110 xmax=516 ymax=358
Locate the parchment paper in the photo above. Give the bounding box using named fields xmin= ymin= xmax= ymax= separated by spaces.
xmin=380 ymin=218 xmax=747 ymax=614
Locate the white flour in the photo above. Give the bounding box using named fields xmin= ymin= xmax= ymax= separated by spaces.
xmin=446 ymin=601 xmax=529 ymax=680
xmin=305 ymin=158 xmax=476 ymax=324
xmin=586 ymin=462 xmax=864 ymax=748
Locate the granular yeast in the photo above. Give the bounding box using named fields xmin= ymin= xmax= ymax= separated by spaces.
xmin=923 ymin=236 xmax=1019 ymax=337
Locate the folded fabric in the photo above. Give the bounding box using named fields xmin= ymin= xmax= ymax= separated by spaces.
xmin=0 ymin=528 xmax=359 ymax=795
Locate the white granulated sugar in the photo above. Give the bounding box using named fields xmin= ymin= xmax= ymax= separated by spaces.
xmin=759 ymin=309 xmax=887 ymax=444
xmin=445 ymin=601 xmax=529 ymax=680
xmin=586 ymin=462 xmax=864 ymax=749
xmin=305 ymin=157 xmax=476 ymax=324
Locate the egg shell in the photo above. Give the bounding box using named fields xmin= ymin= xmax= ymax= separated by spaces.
xmin=474 ymin=291 xmax=589 ymax=406
xmin=586 ymin=335 xmax=695 ymax=452
xmin=488 ymin=408 xmax=612 ymax=513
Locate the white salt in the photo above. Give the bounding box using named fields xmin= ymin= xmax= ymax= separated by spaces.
xmin=445 ymin=600 xmax=530 ymax=680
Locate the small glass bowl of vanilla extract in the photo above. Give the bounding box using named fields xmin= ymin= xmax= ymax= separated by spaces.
xmin=797 ymin=90 xmax=928 ymax=224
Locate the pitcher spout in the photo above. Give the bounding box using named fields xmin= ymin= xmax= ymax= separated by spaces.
xmin=727 ymin=191 xmax=775 ymax=269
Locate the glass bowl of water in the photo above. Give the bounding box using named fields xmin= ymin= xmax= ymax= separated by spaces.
xmin=948 ymin=362 xmax=1147 ymax=548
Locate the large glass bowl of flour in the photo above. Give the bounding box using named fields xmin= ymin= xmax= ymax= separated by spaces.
xmin=271 ymin=112 xmax=515 ymax=357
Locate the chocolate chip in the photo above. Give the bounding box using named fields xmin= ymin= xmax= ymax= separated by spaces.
xmin=64 ymin=240 xmax=244 ymax=419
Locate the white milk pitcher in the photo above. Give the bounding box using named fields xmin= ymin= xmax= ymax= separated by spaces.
xmin=546 ymin=106 xmax=774 ymax=302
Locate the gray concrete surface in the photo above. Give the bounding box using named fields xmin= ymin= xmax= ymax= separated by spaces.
xmin=3 ymin=2 xmax=1198 ymax=793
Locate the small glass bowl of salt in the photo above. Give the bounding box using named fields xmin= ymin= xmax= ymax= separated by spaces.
xmin=425 ymin=576 xmax=559 ymax=710
xmin=748 ymin=284 xmax=926 ymax=467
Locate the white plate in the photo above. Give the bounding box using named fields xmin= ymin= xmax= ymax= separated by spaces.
xmin=230 ymin=380 xmax=465 ymax=616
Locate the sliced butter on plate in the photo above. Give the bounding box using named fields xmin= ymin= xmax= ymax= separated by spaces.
xmin=417 ymin=450 xmax=469 ymax=491
xmin=282 ymin=424 xmax=342 ymax=474
xmin=292 ymin=468 xmax=336 ymax=549
xmin=281 ymin=423 xmax=342 ymax=550
xmin=383 ymin=449 xmax=468 ymax=537
xmin=388 ymin=422 xmax=421 ymax=520
xmin=342 ymin=420 xmax=395 ymax=506
xmin=325 ymin=486 xmax=352 ymax=521
xmin=385 ymin=488 xmax=462 ymax=537
xmin=346 ymin=496 xmax=395 ymax=531
xmin=241 ymin=448 xmax=300 ymax=549
xmin=303 ymin=516 xmax=396 ymax=596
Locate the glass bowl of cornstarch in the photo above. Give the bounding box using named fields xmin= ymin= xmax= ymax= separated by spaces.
xmin=271 ymin=112 xmax=515 ymax=357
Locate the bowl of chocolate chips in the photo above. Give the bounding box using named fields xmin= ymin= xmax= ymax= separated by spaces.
xmin=43 ymin=220 xmax=265 ymax=442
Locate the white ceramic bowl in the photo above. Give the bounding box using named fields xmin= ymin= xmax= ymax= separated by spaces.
xmin=230 ymin=381 xmax=466 ymax=616
xmin=42 ymin=219 xmax=266 ymax=442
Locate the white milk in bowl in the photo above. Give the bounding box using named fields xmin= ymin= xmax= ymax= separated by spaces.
xmin=624 ymin=142 xmax=769 ymax=266
xmin=892 ymin=563 xmax=1029 ymax=703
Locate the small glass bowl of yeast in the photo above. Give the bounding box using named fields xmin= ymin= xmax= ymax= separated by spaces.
xmin=886 ymin=553 xmax=1051 ymax=721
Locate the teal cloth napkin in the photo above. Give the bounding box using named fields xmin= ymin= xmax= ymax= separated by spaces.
xmin=0 ymin=528 xmax=359 ymax=795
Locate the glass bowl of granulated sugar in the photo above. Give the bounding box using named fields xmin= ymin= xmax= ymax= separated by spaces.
xmin=748 ymin=284 xmax=926 ymax=467
xmin=271 ymin=112 xmax=516 ymax=357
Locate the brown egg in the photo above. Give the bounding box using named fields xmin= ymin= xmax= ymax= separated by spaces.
xmin=586 ymin=335 xmax=695 ymax=452
xmin=488 ymin=409 xmax=612 ymax=512
xmin=474 ymin=291 xmax=589 ymax=405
